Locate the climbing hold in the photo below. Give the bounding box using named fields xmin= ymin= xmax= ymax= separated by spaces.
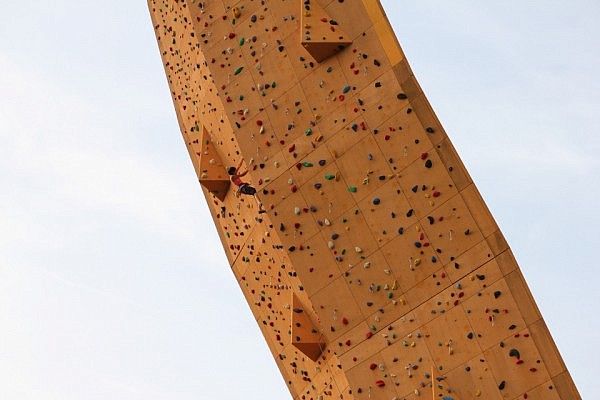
xmin=234 ymin=66 xmax=244 ymax=75
xmin=372 ymin=197 xmax=381 ymax=205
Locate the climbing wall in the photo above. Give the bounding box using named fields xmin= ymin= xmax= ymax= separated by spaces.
xmin=148 ymin=1 xmax=581 ymax=399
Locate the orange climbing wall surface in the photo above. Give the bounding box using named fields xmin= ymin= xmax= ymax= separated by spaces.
xmin=148 ymin=1 xmax=580 ymax=399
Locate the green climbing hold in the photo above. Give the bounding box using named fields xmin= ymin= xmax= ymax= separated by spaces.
xmin=509 ymin=348 xmax=520 ymax=359
xmin=348 ymin=186 xmax=357 ymax=193
xmin=272 ymin=81 xmax=277 ymax=88
xmin=239 ymin=37 xmax=245 ymax=46
xmin=387 ymin=292 xmax=393 ymax=299
xmin=305 ymin=128 xmax=313 ymax=136
xmin=325 ymin=174 xmax=335 ymax=180
xmin=342 ymin=85 xmax=351 ymax=94
xmin=302 ymin=162 xmax=314 ymax=167
xmin=234 ymin=66 xmax=244 ymax=75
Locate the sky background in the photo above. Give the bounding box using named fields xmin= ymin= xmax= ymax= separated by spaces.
xmin=0 ymin=1 xmax=598 ymax=399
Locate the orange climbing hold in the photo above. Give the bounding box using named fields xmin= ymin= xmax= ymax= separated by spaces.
xmin=300 ymin=0 xmax=352 ymax=62
xmin=196 ymin=126 xmax=230 ymax=201
xmin=290 ymin=293 xmax=325 ymax=361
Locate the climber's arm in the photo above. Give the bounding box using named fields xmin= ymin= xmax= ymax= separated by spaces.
xmin=236 ymin=159 xmax=249 ymax=176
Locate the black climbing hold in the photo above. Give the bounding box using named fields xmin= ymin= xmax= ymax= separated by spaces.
xmin=397 ymin=93 xmax=408 ymax=100
xmin=426 ymin=127 xmax=435 ymax=133
xmin=494 ymin=291 xmax=502 ymax=299
xmin=425 ymin=159 xmax=433 ymax=168
xmin=498 ymin=381 xmax=506 ymax=390
xmin=509 ymin=349 xmax=520 ymax=359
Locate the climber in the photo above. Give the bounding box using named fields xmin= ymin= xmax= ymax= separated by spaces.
xmin=228 ymin=160 xmax=266 ymax=213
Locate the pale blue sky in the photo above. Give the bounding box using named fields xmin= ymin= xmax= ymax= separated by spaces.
xmin=0 ymin=1 xmax=598 ymax=399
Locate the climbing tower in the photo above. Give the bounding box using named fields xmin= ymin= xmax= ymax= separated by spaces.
xmin=148 ymin=1 xmax=580 ymax=399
